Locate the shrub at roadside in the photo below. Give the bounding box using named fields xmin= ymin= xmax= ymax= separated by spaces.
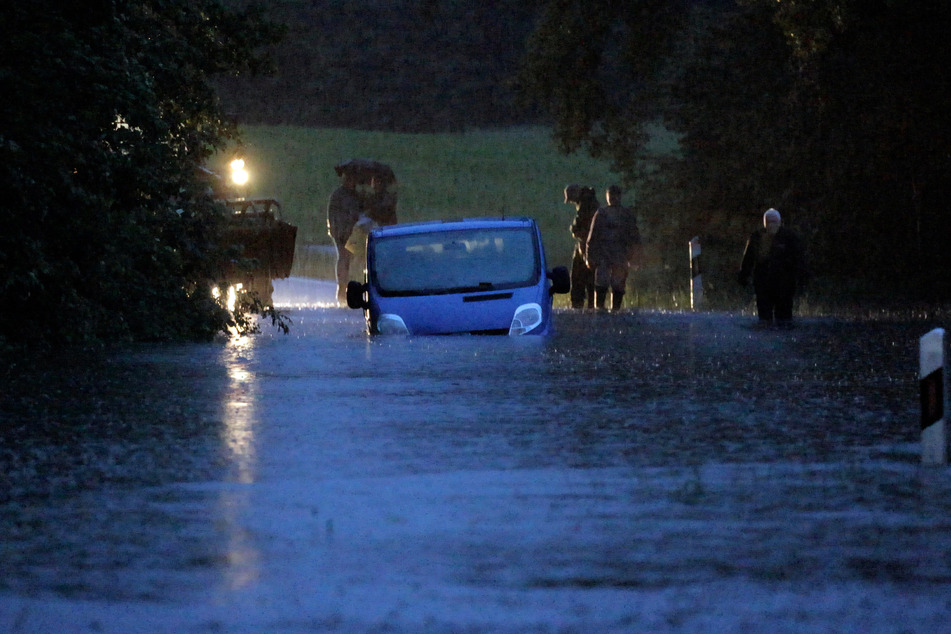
xmin=0 ymin=1 xmax=284 ymax=345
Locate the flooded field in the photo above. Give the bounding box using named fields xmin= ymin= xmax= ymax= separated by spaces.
xmin=2 ymin=281 xmax=950 ymax=632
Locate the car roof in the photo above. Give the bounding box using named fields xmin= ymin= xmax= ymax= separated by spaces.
xmin=370 ymin=217 xmax=537 ymax=238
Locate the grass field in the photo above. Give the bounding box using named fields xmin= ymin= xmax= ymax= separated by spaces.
xmin=211 ymin=126 xmax=949 ymax=316
xmin=210 ymin=125 xmax=715 ymax=310
xmin=211 ymin=125 xmax=622 ymax=269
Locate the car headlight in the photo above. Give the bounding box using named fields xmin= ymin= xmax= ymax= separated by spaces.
xmin=377 ymin=313 xmax=409 ymax=335
xmin=509 ymin=303 xmax=543 ymax=335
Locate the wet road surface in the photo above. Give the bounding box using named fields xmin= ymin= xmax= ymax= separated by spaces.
xmin=2 ymin=285 xmax=951 ymax=632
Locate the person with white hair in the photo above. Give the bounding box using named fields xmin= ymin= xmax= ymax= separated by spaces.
xmin=738 ymin=208 xmax=808 ymax=326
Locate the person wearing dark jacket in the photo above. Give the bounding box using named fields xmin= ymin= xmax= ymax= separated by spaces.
xmin=738 ymin=208 xmax=808 ymax=325
xmin=368 ymin=174 xmax=398 ymax=226
xmin=564 ymin=184 xmax=598 ymax=309
xmin=585 ymin=185 xmax=642 ymax=312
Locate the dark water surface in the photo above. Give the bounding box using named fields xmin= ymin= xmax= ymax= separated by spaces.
xmin=2 ymin=308 xmax=950 ymax=632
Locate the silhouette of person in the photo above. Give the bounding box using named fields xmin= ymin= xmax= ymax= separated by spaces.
xmin=564 ymin=184 xmax=598 ymax=309
xmin=738 ymin=208 xmax=808 ymax=326
xmin=586 ymin=185 xmax=642 ymax=312
xmin=326 ymin=171 xmax=362 ymax=303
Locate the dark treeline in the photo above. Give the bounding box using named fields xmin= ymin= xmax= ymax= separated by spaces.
xmin=4 ymin=0 xmax=949 ymax=345
xmin=0 ymin=1 xmax=284 ymax=345
xmin=215 ymin=0 xmax=543 ymax=131
xmin=518 ymin=0 xmax=951 ymax=306
xmin=221 ymin=0 xmax=951 ymax=306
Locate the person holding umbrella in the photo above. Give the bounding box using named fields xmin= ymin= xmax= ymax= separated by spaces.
xmin=327 ymin=168 xmax=363 ymax=304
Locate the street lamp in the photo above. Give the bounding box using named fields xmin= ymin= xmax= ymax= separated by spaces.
xmin=230 ymin=158 xmax=249 ymax=199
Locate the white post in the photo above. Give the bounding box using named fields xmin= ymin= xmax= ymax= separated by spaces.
xmin=689 ymin=236 xmax=702 ymax=310
xmin=920 ymin=328 xmax=947 ymax=465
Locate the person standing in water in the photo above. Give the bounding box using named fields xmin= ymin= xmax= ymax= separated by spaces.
xmin=738 ymin=208 xmax=808 ymax=326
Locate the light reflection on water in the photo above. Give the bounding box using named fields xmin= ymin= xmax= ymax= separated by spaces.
xmin=217 ymin=335 xmax=263 ymax=590
xmin=216 ymin=488 xmax=261 ymax=591
xmin=222 ymin=350 xmax=258 ymax=485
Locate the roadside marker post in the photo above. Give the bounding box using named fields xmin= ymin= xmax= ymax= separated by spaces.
xmin=920 ymin=328 xmax=947 ymax=465
xmin=689 ymin=236 xmax=703 ymax=310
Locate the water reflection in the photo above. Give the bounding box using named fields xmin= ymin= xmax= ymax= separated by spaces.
xmin=217 ymin=336 xmax=261 ymax=590
xmin=216 ymin=488 xmax=261 ymax=591
xmin=221 ymin=336 xmax=259 ymax=484
xmin=0 ymin=308 xmax=937 ymax=618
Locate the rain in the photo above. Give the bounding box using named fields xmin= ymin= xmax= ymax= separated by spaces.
xmin=2 ymin=278 xmax=951 ymax=632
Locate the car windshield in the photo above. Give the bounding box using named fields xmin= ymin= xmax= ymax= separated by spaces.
xmin=371 ymin=226 xmax=540 ymax=295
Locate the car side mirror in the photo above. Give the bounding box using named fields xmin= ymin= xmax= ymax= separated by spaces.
xmin=547 ymin=266 xmax=570 ymax=296
xmin=346 ymin=281 xmax=368 ymax=309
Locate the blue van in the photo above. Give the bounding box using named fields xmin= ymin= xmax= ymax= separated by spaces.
xmin=346 ymin=217 xmax=570 ymax=335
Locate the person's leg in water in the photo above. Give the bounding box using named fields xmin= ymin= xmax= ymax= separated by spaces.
xmin=569 ymin=247 xmax=588 ymax=310
xmin=334 ymin=238 xmax=352 ymax=303
xmin=609 ymin=263 xmax=628 ymax=313
xmin=581 ymin=257 xmax=596 ymax=309
xmin=755 ymin=285 xmax=776 ymax=324
xmin=593 ymin=265 xmax=611 ymax=311
xmin=611 ymin=287 xmax=625 ymax=312
xmin=774 ymin=287 xmax=795 ymax=328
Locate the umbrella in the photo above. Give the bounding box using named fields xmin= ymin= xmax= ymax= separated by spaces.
xmin=333 ymin=159 xmax=396 ymax=183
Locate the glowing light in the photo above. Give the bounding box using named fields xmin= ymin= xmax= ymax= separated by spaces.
xmin=212 ymin=283 xmax=243 ymax=314
xmin=230 ymin=158 xmax=249 ymax=186
xmin=228 ymin=284 xmax=241 ymax=312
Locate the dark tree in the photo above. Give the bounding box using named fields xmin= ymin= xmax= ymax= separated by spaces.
xmin=775 ymin=0 xmax=951 ymax=290
xmin=517 ymin=0 xmax=689 ymax=166
xmin=214 ymin=0 xmax=541 ymax=131
xmin=0 ymin=1 xmax=282 ymax=344
xmin=520 ymin=0 xmax=951 ymax=303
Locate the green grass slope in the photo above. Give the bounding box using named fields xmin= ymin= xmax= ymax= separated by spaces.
xmin=213 ymin=125 xmax=622 ymax=270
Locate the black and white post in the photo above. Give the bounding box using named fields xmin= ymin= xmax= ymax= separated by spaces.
xmin=920 ymin=328 xmax=947 ymax=465
xmin=689 ymin=236 xmax=702 ymax=310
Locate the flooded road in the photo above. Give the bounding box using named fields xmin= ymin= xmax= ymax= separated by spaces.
xmin=2 ymin=281 xmax=951 ymax=632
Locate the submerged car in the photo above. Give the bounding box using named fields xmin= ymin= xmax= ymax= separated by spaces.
xmin=346 ymin=217 xmax=570 ymax=335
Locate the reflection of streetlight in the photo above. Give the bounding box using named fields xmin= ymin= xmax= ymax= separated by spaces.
xmin=217 ymin=340 xmax=261 ymax=590
xmin=222 ymin=339 xmax=258 ymax=484
xmin=230 ymin=158 xmax=249 ymax=198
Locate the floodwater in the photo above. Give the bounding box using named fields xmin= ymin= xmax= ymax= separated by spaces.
xmin=2 ymin=278 xmax=951 ymax=633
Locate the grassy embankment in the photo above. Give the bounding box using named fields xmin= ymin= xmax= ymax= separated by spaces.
xmin=215 ymin=126 xmax=951 ymax=319
xmin=213 ymin=125 xmax=787 ymax=313
xmin=214 ymin=126 xmax=638 ymax=307
xmin=216 ymin=125 xmax=618 ymax=249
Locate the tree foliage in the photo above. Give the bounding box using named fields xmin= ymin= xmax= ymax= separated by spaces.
xmin=214 ymin=0 xmax=541 ymax=131
xmin=0 ymin=0 xmax=283 ymax=344
xmin=776 ymin=0 xmax=951 ymax=287
xmin=520 ymin=0 xmax=951 ymax=301
xmin=517 ymin=0 xmax=689 ymax=165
